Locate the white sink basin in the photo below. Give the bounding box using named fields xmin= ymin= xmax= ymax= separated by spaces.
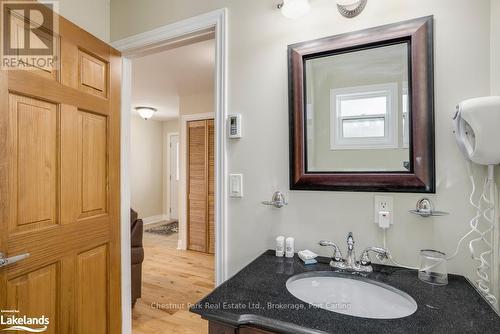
xmin=286 ymin=272 xmax=417 ymax=319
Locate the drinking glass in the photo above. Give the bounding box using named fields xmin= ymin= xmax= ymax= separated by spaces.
xmin=418 ymin=249 xmax=448 ymax=286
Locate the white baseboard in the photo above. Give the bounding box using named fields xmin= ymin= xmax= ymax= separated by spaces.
xmin=142 ymin=214 xmax=168 ymax=225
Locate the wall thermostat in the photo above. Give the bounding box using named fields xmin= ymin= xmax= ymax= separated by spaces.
xmin=228 ymin=114 xmax=242 ymax=139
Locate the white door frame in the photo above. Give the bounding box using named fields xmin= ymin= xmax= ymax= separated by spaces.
xmin=112 ymin=8 xmax=228 ymax=334
xmin=180 ymin=113 xmax=214 ymax=251
xmin=166 ymin=132 xmax=179 ymax=222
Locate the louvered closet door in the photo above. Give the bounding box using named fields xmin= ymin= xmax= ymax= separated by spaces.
xmin=207 ymin=120 xmax=215 ymax=254
xmin=187 ymin=119 xmax=215 ymax=254
xmin=0 ymin=4 xmax=122 ymax=334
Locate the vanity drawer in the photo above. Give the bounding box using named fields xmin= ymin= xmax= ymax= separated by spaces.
xmin=209 ymin=321 xmax=237 ymax=334
xmin=240 ymin=327 xmax=276 ymax=334
xmin=208 ymin=321 xmax=276 ymax=334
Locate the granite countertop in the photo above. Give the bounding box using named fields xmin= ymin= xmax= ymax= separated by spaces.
xmin=190 ymin=250 xmax=500 ymax=334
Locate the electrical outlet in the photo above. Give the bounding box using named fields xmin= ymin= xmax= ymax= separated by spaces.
xmin=374 ymin=196 xmax=394 ymax=226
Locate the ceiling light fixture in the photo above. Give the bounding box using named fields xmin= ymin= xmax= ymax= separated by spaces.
xmin=277 ymin=0 xmax=311 ymax=19
xmin=135 ymin=107 xmax=157 ymax=120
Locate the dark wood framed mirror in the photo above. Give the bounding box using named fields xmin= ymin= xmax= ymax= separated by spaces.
xmin=288 ymin=16 xmax=435 ymax=193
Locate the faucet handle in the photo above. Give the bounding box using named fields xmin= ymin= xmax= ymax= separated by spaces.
xmin=360 ymin=251 xmax=371 ymax=266
xmin=318 ymin=240 xmax=343 ymax=262
xmin=360 ymin=247 xmax=390 ymax=266
xmin=319 ymin=240 xmax=333 ymax=247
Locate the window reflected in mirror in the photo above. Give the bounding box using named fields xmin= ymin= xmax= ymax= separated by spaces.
xmin=305 ymin=42 xmax=411 ymax=173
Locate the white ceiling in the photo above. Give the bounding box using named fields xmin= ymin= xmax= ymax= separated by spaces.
xmin=131 ymin=39 xmax=215 ymax=121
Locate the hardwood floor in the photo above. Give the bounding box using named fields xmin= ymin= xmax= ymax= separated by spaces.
xmin=133 ymin=230 xmax=215 ymax=334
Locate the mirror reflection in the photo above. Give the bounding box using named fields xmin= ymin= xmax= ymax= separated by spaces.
xmin=305 ymin=42 xmax=411 ymax=172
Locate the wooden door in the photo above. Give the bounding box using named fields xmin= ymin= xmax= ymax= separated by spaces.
xmin=187 ymin=119 xmax=214 ymax=254
xmin=207 ymin=120 xmax=215 ymax=254
xmin=0 ymin=5 xmax=121 ymax=334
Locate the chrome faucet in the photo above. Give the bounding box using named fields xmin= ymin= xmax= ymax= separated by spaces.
xmin=345 ymin=232 xmax=356 ymax=268
xmin=319 ymin=232 xmax=389 ymax=273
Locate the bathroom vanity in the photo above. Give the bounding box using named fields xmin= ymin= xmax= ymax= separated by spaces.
xmin=190 ymin=15 xmax=500 ymax=334
xmin=190 ymin=250 xmax=500 ymax=334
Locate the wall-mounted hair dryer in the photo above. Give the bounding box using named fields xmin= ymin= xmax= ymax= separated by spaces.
xmin=453 ymin=96 xmax=500 ymax=307
xmin=454 ymin=96 xmax=500 ymax=166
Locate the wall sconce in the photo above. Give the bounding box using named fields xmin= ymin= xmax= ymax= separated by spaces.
xmin=277 ymin=0 xmax=311 ymax=19
xmin=277 ymin=0 xmax=367 ymax=19
xmin=135 ymin=107 xmax=157 ymax=120
xmin=336 ymin=0 xmax=368 ymax=18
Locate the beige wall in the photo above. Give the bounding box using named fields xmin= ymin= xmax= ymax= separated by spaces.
xmin=57 ymin=0 xmax=110 ymax=42
xmin=130 ymin=116 xmax=164 ymax=219
xmin=131 ymin=117 xmax=180 ymax=221
xmin=180 ymin=92 xmax=214 ymax=116
xmin=112 ymin=0 xmax=496 ymax=286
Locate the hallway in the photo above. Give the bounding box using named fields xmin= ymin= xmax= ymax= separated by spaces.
xmin=132 ymin=231 xmax=215 ymax=334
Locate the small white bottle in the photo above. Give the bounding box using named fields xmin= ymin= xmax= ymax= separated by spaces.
xmin=276 ymin=236 xmax=285 ymax=257
xmin=285 ymin=237 xmax=295 ymax=258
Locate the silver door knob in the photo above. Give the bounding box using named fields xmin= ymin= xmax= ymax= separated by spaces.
xmin=0 ymin=252 xmax=30 ymax=268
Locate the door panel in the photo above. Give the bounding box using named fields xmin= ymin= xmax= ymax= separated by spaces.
xmin=7 ymin=263 xmax=58 ymax=334
xmin=80 ymin=112 xmax=107 ymax=217
xmin=78 ymin=50 xmax=108 ymax=97
xmin=7 ymin=10 xmax=60 ymax=81
xmin=188 ymin=121 xmax=208 ymax=252
xmin=8 ymin=94 xmax=59 ymax=233
xmin=0 ymin=7 xmax=121 ymax=334
xmin=76 ymin=245 xmax=108 ymax=334
xmin=187 ymin=120 xmax=215 ymax=254
xmin=208 ymin=120 xmax=215 ymax=254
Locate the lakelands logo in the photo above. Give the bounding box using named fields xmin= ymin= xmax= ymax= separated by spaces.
xmin=1 ymin=1 xmax=59 ymax=71
xmin=0 ymin=310 xmax=48 ymax=333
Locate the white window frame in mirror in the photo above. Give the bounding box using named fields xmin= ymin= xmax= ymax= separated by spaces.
xmin=330 ymin=82 xmax=399 ymax=150
xmin=402 ymin=83 xmax=410 ymax=149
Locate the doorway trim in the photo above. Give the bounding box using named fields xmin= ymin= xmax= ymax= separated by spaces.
xmin=180 ymin=113 xmax=214 ymax=251
xmin=112 ymin=8 xmax=228 ymax=334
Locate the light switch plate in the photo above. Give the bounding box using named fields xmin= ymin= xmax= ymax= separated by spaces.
xmin=374 ymin=195 xmax=394 ymax=226
xmin=229 ymin=174 xmax=243 ymax=198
